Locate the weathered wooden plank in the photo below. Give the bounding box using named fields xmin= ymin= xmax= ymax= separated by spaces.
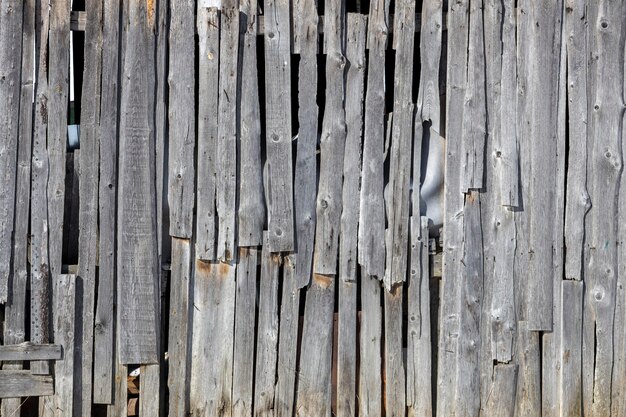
xmin=514 ymin=322 xmax=541 ymax=416
xmin=484 ymin=365 xmax=518 ymax=417
xmin=406 ymin=217 xmax=432 ymax=417
xmin=339 ymin=14 xmax=366 ymax=285
xmin=384 ymin=0 xmax=415 ymax=290
xmin=139 ymin=365 xmax=160 ymax=416
xmin=237 ymin=0 xmax=265 ymax=247
xmin=296 ymin=274 xmax=335 ymax=416
xmin=216 ymin=0 xmax=239 ymax=261
xmin=525 ymin=0 xmax=564 ymax=331
xmin=263 ymin=0 xmax=295 ymax=252
xmin=358 ymin=0 xmax=389 ymax=280
xmin=0 ymin=344 xmax=62 ymax=361
xmin=274 ymin=255 xmax=300 ymax=417
xmin=459 ymin=0 xmax=486 ymax=192
xmin=560 ymin=280 xmax=583 ymax=417
xmin=313 ymin=0 xmax=346 ymax=275
xmin=107 ymin=346 xmax=128 ymax=417
xmin=416 ymin=0 xmax=442 ymax=131
xmin=53 ymin=274 xmax=76 ymax=417
xmin=0 ymin=371 xmax=54 ymax=398
xmin=358 ymin=271 xmax=382 ymax=417
xmin=232 ymin=248 xmax=258 ymax=417
xmin=195 ymin=6 xmax=219 ymax=261
xmin=117 ymin=0 xmax=159 ymax=364
xmin=383 ymin=286 xmax=405 ymax=417
xmin=168 ymin=0 xmax=195 ymax=238
xmin=168 ymin=238 xmax=192 ymax=417
xmin=293 ymin=0 xmax=318 ymax=288
xmin=254 ymin=234 xmax=281 ymax=416
xmin=336 ymin=278 xmax=357 ymax=417
xmin=94 ymin=0 xmax=121 ymax=403
xmin=30 ymin=0 xmax=51 ymax=377
xmin=0 ymin=0 xmax=23 ymax=302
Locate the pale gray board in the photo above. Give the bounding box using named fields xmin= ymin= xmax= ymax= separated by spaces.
xmin=313 ymin=0 xmax=346 ymax=275
xmin=384 ymin=0 xmax=415 ymax=290
xmin=436 ymin=0 xmax=468 ymax=413
xmin=459 ymin=0 xmax=486 ymax=192
xmin=358 ymin=271 xmax=382 ymax=417
xmin=232 ymin=248 xmax=258 ymax=417
xmin=139 ymin=364 xmax=160 ymax=416
xmin=560 ymin=280 xmax=583 ymax=417
xmin=168 ymin=238 xmax=192 ymax=417
xmin=0 ymin=343 xmax=62 ymax=361
xmin=263 ymin=0 xmax=295 ymax=252
xmin=94 ymin=0 xmax=121 ymax=403
xmin=53 ymin=274 xmax=76 ymax=417
xmin=384 ymin=286 xmax=405 ymax=416
xmin=339 ymin=14 xmax=366 ymax=284
xmin=358 ymin=0 xmax=389 ymax=280
xmin=117 ymin=0 xmax=159 ymax=364
xmin=190 ymin=260 xmax=236 ymax=416
xmin=30 ymin=0 xmax=51 ymax=376
xmin=336 ymin=279 xmax=357 ymax=417
xmin=296 ymin=274 xmax=335 ymax=416
xmin=237 ymin=0 xmax=265 ymax=247
xmin=406 ymin=217 xmax=432 ymax=417
xmin=0 ymin=0 xmax=23 ymax=302
xmin=484 ymin=364 xmax=518 ymax=417
xmin=293 ymin=0 xmax=318 ymax=288
xmin=253 ymin=233 xmax=281 ymax=415
xmin=514 ymin=321 xmax=540 ymax=416
xmin=416 ymin=0 xmax=442 ymax=132
xmin=107 ymin=340 xmax=128 ymax=417
xmin=195 ymin=6 xmax=219 ymax=261
xmin=0 ymin=371 xmax=54 ymax=398
xmin=216 ymin=0 xmax=239 ymax=262
xmin=274 ymin=255 xmax=300 ymax=417
xmin=168 ymin=0 xmax=196 ymax=239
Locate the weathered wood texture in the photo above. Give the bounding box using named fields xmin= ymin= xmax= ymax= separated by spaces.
xmin=0 ymin=371 xmax=54 ymax=398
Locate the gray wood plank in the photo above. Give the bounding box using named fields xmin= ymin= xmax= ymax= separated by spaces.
xmin=358 ymin=0 xmax=389 ymax=280
xmin=406 ymin=217 xmax=432 ymax=417
xmin=383 ymin=286 xmax=405 ymax=417
xmin=94 ymin=0 xmax=121 ymax=403
xmin=0 ymin=0 xmax=23 ymax=302
xmin=293 ymin=0 xmax=318 ymax=288
xmin=168 ymin=0 xmax=195 ymax=239
xmin=263 ymin=0 xmax=295 ymax=252
xmin=30 ymin=0 xmax=51 ymax=376
xmin=274 ymin=255 xmax=300 ymax=417
xmin=514 ymin=322 xmax=541 ymax=416
xmin=560 ymin=280 xmax=583 ymax=417
xmin=358 ymin=271 xmax=382 ymax=417
xmin=168 ymin=238 xmax=192 ymax=417
xmin=296 ymin=274 xmax=335 ymax=416
xmin=107 ymin=344 xmax=128 ymax=417
xmin=416 ymin=0 xmax=442 ymax=131
xmin=117 ymin=0 xmax=159 ymax=364
xmin=336 ymin=278 xmax=357 ymax=417
xmin=254 ymin=233 xmax=281 ymax=416
xmin=53 ymin=274 xmax=76 ymax=417
xmin=0 ymin=344 xmax=62 ymax=361
xmin=313 ymin=0 xmax=346 ymax=275
xmin=385 ymin=0 xmax=415 ymax=290
xmin=139 ymin=364 xmax=160 ymax=416
xmin=232 ymin=248 xmax=258 ymax=417
xmin=0 ymin=371 xmax=54 ymax=399
xmin=484 ymin=364 xmax=518 ymax=417
xmin=195 ymin=5 xmax=219 ymax=261
xmin=216 ymin=0 xmax=239 ymax=262
xmin=237 ymin=0 xmax=265 ymax=247
xmin=339 ymin=14 xmax=366 ymax=285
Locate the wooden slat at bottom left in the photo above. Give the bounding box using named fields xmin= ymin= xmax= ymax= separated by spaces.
xmin=0 ymin=371 xmax=54 ymax=398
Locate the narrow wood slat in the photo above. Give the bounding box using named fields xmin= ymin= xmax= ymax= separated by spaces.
xmin=484 ymin=364 xmax=519 ymax=417
xmin=237 ymin=0 xmax=265 ymax=247
xmin=94 ymin=0 xmax=121 ymax=403
xmin=416 ymin=0 xmax=442 ymax=131
xmin=139 ymin=365 xmax=160 ymax=416
xmin=117 ymin=0 xmax=159 ymax=364
xmin=274 ymin=255 xmax=300 ymax=417
xmin=560 ymin=280 xmax=583 ymax=417
xmin=313 ymin=0 xmax=346 ymax=275
xmin=263 ymin=0 xmax=295 ymax=252
xmin=384 ymin=286 xmax=405 ymax=416
xmin=514 ymin=322 xmax=541 ymax=416
xmin=0 ymin=0 xmax=24 ymax=302
xmin=0 ymin=344 xmax=62 ymax=361
xmin=0 ymin=371 xmax=54 ymax=398
xmin=53 ymin=275 xmax=76 ymax=417
xmin=232 ymin=248 xmax=258 ymax=417
xmin=293 ymin=0 xmax=318 ymax=288
xmin=168 ymin=0 xmax=196 ymax=239
xmin=358 ymin=271 xmax=382 ymax=416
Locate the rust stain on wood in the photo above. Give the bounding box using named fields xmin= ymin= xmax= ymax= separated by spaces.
xmin=313 ymin=273 xmax=333 ymax=289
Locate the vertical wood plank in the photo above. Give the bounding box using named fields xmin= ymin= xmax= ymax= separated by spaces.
xmin=139 ymin=365 xmax=160 ymax=416
xmin=560 ymin=281 xmax=583 ymax=417
xmin=484 ymin=364 xmax=519 ymax=417
xmin=293 ymin=0 xmax=318 ymax=288
xmin=53 ymin=275 xmax=76 ymax=417
xmin=196 ymin=5 xmax=219 ymax=261
xmin=264 ymin=0 xmax=295 ymax=252
xmin=383 ymin=286 xmax=405 ymax=417
xmin=416 ymin=0 xmax=442 ymax=131
xmin=168 ymin=0 xmax=195 ymax=238
xmin=515 ymin=322 xmax=541 ymax=416
xmin=358 ymin=272 xmax=382 ymax=417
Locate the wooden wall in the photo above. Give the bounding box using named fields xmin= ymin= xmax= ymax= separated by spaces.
xmin=0 ymin=0 xmax=625 ymax=416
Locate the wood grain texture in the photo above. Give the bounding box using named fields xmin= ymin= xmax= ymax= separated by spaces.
xmin=514 ymin=322 xmax=541 ymax=416
xmin=384 ymin=286 xmax=405 ymax=416
xmin=416 ymin=0 xmax=442 ymax=131
xmin=484 ymin=364 xmax=518 ymax=417
xmin=168 ymin=0 xmax=195 ymax=238
xmin=0 ymin=371 xmax=54 ymax=398
xmin=560 ymin=280 xmax=583 ymax=417
xmin=0 ymin=343 xmax=62 ymax=361
xmin=195 ymin=6 xmax=219 ymax=261
xmin=358 ymin=271 xmax=382 ymax=417
xmin=53 ymin=275 xmax=76 ymax=417
xmin=263 ymin=0 xmax=295 ymax=252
